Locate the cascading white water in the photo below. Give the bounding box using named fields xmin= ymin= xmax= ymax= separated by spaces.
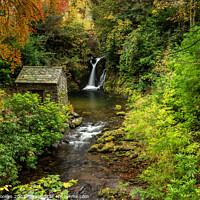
xmin=87 ymin=57 xmax=101 ymax=86
xmin=83 ymin=56 xmax=105 ymax=90
xmin=98 ymin=69 xmax=106 ymax=89
xmin=68 ymin=122 xmax=106 ymax=148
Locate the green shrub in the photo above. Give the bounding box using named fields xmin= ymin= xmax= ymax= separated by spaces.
xmin=0 ymin=91 xmax=69 ymax=186
xmin=126 ymin=26 xmax=200 ymax=199
xmin=166 ymin=154 xmax=200 ymax=200
xmin=13 ymin=175 xmax=77 ymax=200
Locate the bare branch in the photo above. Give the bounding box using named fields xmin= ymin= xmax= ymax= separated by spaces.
xmin=170 ymin=38 xmax=200 ymax=55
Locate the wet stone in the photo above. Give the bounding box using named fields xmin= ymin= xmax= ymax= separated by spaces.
xmin=70 ymin=117 xmax=83 ymax=128
xmin=71 ymin=111 xmax=80 ymax=118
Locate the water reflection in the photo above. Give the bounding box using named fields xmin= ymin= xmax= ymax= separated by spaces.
xmin=69 ymin=90 xmax=126 ymax=121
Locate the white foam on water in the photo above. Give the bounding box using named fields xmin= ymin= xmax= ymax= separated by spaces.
xmin=68 ymin=122 xmax=106 ymax=147
xmin=82 ymin=85 xmax=99 ymax=90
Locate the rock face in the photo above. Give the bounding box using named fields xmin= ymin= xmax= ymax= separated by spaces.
xmin=15 ymin=66 xmax=68 ymax=105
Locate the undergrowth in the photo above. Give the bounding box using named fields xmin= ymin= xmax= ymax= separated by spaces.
xmin=124 ymin=26 xmax=200 ymax=199
xmin=0 ymin=91 xmax=70 ymax=187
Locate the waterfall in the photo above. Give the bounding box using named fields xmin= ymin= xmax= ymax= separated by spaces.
xmin=98 ymin=69 xmax=106 ymax=89
xmin=88 ymin=57 xmax=101 ymax=86
xmin=83 ymin=56 xmax=106 ymax=90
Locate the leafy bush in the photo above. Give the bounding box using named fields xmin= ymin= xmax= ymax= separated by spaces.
xmin=0 ymin=91 xmax=69 ymax=186
xmin=166 ymin=154 xmax=200 ymax=200
xmin=13 ymin=175 xmax=77 ymax=200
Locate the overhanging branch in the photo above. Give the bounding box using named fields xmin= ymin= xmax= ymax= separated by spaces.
xmin=170 ymin=38 xmax=200 ymax=55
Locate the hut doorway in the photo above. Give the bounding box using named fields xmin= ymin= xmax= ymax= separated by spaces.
xmin=30 ymin=90 xmax=44 ymax=102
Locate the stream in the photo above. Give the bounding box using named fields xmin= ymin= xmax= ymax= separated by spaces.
xmin=18 ymin=90 xmax=127 ymax=199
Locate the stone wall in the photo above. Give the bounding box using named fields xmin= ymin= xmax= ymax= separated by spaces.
xmin=16 ymin=83 xmax=59 ymax=103
xmin=58 ymin=70 xmax=68 ymax=105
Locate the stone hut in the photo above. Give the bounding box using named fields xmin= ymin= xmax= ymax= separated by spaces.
xmin=15 ymin=66 xmax=68 ymax=104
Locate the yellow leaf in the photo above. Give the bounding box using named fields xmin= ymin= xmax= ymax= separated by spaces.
xmin=4 ymin=186 xmax=10 ymax=192
xmin=63 ymin=182 xmax=70 ymax=188
xmin=152 ymin=10 xmax=157 ymax=14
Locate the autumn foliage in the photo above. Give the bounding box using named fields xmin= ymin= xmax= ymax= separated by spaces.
xmin=0 ymin=0 xmax=68 ymax=73
xmin=153 ymin=0 xmax=199 ymax=27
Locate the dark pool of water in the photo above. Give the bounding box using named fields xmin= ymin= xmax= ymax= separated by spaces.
xmin=69 ymin=90 xmax=127 ymax=122
xmin=18 ymin=90 xmax=127 ymax=199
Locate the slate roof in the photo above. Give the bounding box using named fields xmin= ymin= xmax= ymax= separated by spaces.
xmin=15 ymin=66 xmax=64 ymax=84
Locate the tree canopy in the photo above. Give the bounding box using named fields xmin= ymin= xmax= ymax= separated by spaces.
xmin=0 ymin=0 xmax=68 ymax=73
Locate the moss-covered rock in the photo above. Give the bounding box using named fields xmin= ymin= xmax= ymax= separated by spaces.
xmin=113 ymin=142 xmax=136 ymax=152
xmin=131 ymin=163 xmax=138 ymax=168
xmin=114 ymin=105 xmax=122 ymax=110
xmin=103 ymin=127 xmax=110 ymax=132
xmin=70 ymin=117 xmax=83 ymax=128
xmin=114 ymin=146 xmax=124 ymax=151
xmin=116 ymin=111 xmax=126 ymax=116
xmin=101 ymin=142 xmax=115 ymax=153
xmin=115 ymin=152 xmax=126 ymax=157
xmin=71 ymin=111 xmax=80 ymax=118
xmin=96 ymin=137 xmax=104 ymax=144
xmin=98 ymin=186 xmax=132 ymax=199
xmin=101 ymin=155 xmax=110 ymax=161
xmin=96 ymin=129 xmax=126 ymax=144
xmin=89 ymin=144 xmax=102 ymax=152
xmin=74 ymin=119 xmax=82 ymax=126
xmin=113 ymin=157 xmax=118 ymax=161
xmin=97 ymin=134 xmax=115 ymax=144
xmin=105 ymin=135 xmax=115 ymax=142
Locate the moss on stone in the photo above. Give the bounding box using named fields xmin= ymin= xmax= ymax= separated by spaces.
xmin=113 ymin=157 xmax=118 ymax=161
xmin=101 ymin=155 xmax=110 ymax=161
xmin=96 ymin=137 xmax=104 ymax=144
xmin=101 ymin=142 xmax=115 ymax=153
xmin=116 ymin=111 xmax=126 ymax=116
xmin=104 ymin=135 xmax=115 ymax=142
xmin=114 ymin=105 xmax=122 ymax=110
xmin=74 ymin=120 xmax=82 ymax=126
xmin=114 ymin=146 xmax=124 ymax=151
xmin=70 ymin=117 xmax=83 ymax=128
xmin=89 ymin=144 xmax=102 ymax=152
